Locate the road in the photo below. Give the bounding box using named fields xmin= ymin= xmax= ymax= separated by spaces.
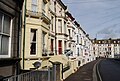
xmin=98 ymin=59 xmax=120 ymax=81
xmin=65 ymin=60 xmax=98 ymax=81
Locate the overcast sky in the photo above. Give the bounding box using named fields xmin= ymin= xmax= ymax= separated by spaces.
xmin=62 ymin=0 xmax=120 ymax=39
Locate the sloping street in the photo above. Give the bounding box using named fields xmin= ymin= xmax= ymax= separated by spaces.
xmin=65 ymin=60 xmax=99 ymax=81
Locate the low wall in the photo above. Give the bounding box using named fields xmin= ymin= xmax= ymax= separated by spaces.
xmin=63 ymin=59 xmax=78 ymax=80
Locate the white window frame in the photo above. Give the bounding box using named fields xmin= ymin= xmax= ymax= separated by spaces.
xmin=30 ymin=29 xmax=37 ymax=56
xmin=58 ymin=19 xmax=62 ymax=33
xmin=0 ymin=12 xmax=12 ymax=58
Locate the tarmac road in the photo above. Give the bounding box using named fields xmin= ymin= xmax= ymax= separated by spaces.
xmin=98 ymin=59 xmax=120 ymax=81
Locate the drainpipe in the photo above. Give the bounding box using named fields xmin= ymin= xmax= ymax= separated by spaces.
xmin=16 ymin=1 xmax=22 ymax=75
xmin=16 ymin=10 xmax=21 ymax=75
xmin=22 ymin=0 xmax=27 ymax=69
xmin=54 ymin=1 xmax=57 ymax=55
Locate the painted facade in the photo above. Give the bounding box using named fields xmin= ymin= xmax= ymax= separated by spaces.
xmin=21 ymin=0 xmax=51 ymax=70
xmin=21 ymin=0 xmax=69 ymax=70
xmin=55 ymin=0 xmax=68 ymax=55
xmin=65 ymin=11 xmax=94 ymax=66
xmin=20 ymin=0 xmax=95 ymax=80
xmin=92 ymin=39 xmax=120 ymax=58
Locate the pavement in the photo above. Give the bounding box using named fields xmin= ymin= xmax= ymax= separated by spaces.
xmin=64 ymin=60 xmax=99 ymax=81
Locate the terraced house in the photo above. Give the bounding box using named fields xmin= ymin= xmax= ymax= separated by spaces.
xmin=55 ymin=0 xmax=68 ymax=55
xmin=0 ymin=0 xmax=23 ymax=80
xmin=21 ymin=0 xmax=52 ymax=70
xmin=2 ymin=0 xmax=119 ymax=81
xmin=92 ymin=38 xmax=120 ymax=58
xmin=73 ymin=21 xmax=94 ymax=66
xmin=19 ymin=0 xmax=95 ymax=80
xmin=21 ymin=0 xmax=69 ymax=70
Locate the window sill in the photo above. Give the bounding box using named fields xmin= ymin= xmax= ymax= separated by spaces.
xmin=0 ymin=58 xmax=21 ymax=67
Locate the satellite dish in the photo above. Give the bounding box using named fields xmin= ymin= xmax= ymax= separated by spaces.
xmin=33 ymin=61 xmax=41 ymax=69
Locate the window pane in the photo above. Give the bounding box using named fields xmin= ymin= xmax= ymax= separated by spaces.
xmin=51 ymin=16 xmax=53 ymax=31
xmin=42 ymin=32 xmax=46 ymax=51
xmin=31 ymin=29 xmax=36 ymax=42
xmin=3 ymin=15 xmax=11 ymax=34
xmin=51 ymin=39 xmax=54 ymax=52
xmin=32 ymin=0 xmax=37 ymax=4
xmin=42 ymin=0 xmax=46 ymax=12
xmin=77 ymin=35 xmax=79 ymax=43
xmin=30 ymin=29 xmax=36 ymax=55
xmin=30 ymin=43 xmax=36 ymax=55
xmin=58 ymin=40 xmax=62 ymax=54
xmin=64 ymin=21 xmax=66 ymax=33
xmin=0 ymin=13 xmax=2 ymax=32
xmin=32 ymin=5 xmax=37 ymax=12
xmin=32 ymin=0 xmax=37 ymax=12
xmin=58 ymin=20 xmax=62 ymax=33
xmin=77 ymin=48 xmax=79 ymax=56
xmin=1 ymin=36 xmax=9 ymax=55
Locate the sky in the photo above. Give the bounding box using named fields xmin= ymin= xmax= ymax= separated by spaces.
xmin=62 ymin=0 xmax=120 ymax=39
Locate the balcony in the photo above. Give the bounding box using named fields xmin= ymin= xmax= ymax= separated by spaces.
xmin=26 ymin=10 xmax=50 ymax=24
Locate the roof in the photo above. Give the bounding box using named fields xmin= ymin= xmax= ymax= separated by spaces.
xmin=56 ymin=0 xmax=67 ymax=10
xmin=92 ymin=38 xmax=120 ymax=44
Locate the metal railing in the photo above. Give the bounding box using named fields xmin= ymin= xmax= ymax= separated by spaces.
xmin=3 ymin=68 xmax=54 ymax=81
